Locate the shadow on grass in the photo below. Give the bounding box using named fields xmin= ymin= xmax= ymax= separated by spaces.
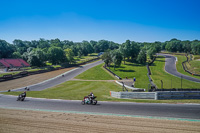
xmin=118 ymin=69 xmax=135 ymax=72
xmin=124 ymin=63 xmax=146 ymax=67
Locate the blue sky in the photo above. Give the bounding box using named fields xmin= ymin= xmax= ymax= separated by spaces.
xmin=0 ymin=0 xmax=200 ymax=43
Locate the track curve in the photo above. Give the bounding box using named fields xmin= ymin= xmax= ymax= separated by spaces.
xmin=158 ymin=53 xmax=200 ymax=83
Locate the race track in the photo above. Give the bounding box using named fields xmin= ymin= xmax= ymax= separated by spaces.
xmin=11 ymin=60 xmax=104 ymax=92
xmin=0 ymin=94 xmax=200 ymax=120
xmin=0 ymin=59 xmax=200 ymax=121
xmin=158 ymin=53 xmax=200 ymax=83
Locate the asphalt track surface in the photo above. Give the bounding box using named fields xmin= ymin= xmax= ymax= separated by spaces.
xmin=0 ymin=59 xmax=200 ymax=121
xmin=11 ymin=60 xmax=104 ymax=92
xmin=158 ymin=53 xmax=200 ymax=83
xmin=0 ymin=94 xmax=200 ymax=120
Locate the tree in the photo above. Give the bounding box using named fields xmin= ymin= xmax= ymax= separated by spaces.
xmin=147 ymin=47 xmax=156 ymax=60
xmin=38 ymin=38 xmax=50 ymax=49
xmin=119 ymin=40 xmax=131 ymax=64
xmin=130 ymin=41 xmax=140 ymax=61
xmin=12 ymin=52 xmax=22 ymax=58
xmin=64 ymin=48 xmax=75 ymax=64
xmin=47 ymin=47 xmax=67 ymax=65
xmin=111 ymin=49 xmax=123 ymax=70
xmin=137 ymin=49 xmax=146 ymax=64
xmin=0 ymin=40 xmax=14 ymax=58
xmin=101 ymin=50 xmax=112 ymax=67
xmin=23 ymin=48 xmax=47 ymax=67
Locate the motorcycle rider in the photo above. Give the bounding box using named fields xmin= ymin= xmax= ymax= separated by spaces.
xmin=17 ymin=91 xmax=26 ymax=101
xmin=22 ymin=91 xmax=26 ymax=98
xmin=88 ymin=92 xmax=94 ymax=103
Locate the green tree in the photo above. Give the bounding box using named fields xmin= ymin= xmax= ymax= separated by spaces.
xmin=111 ymin=49 xmax=123 ymax=70
xmin=101 ymin=50 xmax=112 ymax=67
xmin=12 ymin=52 xmax=22 ymax=58
xmin=137 ymin=49 xmax=146 ymax=64
xmin=47 ymin=47 xmax=67 ymax=65
xmin=64 ymin=48 xmax=75 ymax=64
xmin=0 ymin=40 xmax=14 ymax=58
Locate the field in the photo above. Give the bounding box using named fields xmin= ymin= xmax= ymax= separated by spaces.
xmin=109 ymin=61 xmax=149 ymax=89
xmin=75 ymin=63 xmax=116 ymax=80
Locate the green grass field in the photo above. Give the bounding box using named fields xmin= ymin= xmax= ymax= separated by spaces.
xmin=75 ymin=63 xmax=116 ymax=80
xmin=109 ymin=61 xmax=149 ymax=89
xmin=150 ymin=56 xmax=200 ymax=89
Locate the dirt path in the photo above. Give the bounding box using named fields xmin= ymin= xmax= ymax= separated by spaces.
xmin=0 ymin=108 xmax=199 ymax=133
xmin=0 ymin=67 xmax=76 ymax=91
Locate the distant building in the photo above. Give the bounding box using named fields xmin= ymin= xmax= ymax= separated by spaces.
xmin=0 ymin=58 xmax=30 ymax=71
xmin=97 ymin=52 xmax=104 ymax=57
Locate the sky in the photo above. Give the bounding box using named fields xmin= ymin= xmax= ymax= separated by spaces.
xmin=0 ymin=0 xmax=200 ymax=44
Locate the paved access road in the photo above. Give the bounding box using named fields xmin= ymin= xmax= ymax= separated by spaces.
xmin=158 ymin=53 xmax=200 ymax=83
xmin=11 ymin=60 xmax=104 ymax=92
xmin=0 ymin=94 xmax=200 ymax=120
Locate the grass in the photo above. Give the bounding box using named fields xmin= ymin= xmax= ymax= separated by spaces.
xmin=150 ymin=56 xmax=200 ymax=89
xmin=75 ymin=63 xmax=116 ymax=80
xmin=109 ymin=61 xmax=149 ymax=89
xmin=175 ymin=54 xmax=200 ymax=79
xmin=75 ymin=53 xmax=98 ymax=64
xmin=2 ymin=80 xmax=200 ymax=103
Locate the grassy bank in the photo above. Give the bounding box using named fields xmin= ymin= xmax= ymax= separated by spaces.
xmin=109 ymin=61 xmax=149 ymax=89
xmin=150 ymin=56 xmax=200 ymax=89
xmin=75 ymin=63 xmax=115 ymax=80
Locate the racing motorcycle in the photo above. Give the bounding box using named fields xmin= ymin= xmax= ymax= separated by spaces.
xmin=17 ymin=93 xmax=26 ymax=101
xmin=81 ymin=96 xmax=97 ymax=105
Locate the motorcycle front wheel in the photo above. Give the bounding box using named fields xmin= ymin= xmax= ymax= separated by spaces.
xmin=92 ymin=100 xmax=97 ymax=105
xmin=81 ymin=100 xmax=85 ymax=105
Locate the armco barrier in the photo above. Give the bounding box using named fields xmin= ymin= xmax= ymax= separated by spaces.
xmin=110 ymin=91 xmax=200 ymax=100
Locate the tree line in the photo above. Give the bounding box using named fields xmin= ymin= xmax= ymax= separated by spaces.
xmin=0 ymin=39 xmax=119 ymax=67
xmin=0 ymin=38 xmax=200 ymax=67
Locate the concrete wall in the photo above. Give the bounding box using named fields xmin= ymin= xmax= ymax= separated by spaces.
xmin=156 ymin=91 xmax=200 ymax=100
xmin=110 ymin=91 xmax=156 ymax=99
xmin=110 ymin=91 xmax=200 ymax=100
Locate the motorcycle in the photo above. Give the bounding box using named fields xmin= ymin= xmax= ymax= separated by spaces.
xmin=17 ymin=93 xmax=26 ymax=101
xmin=81 ymin=96 xmax=97 ymax=105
